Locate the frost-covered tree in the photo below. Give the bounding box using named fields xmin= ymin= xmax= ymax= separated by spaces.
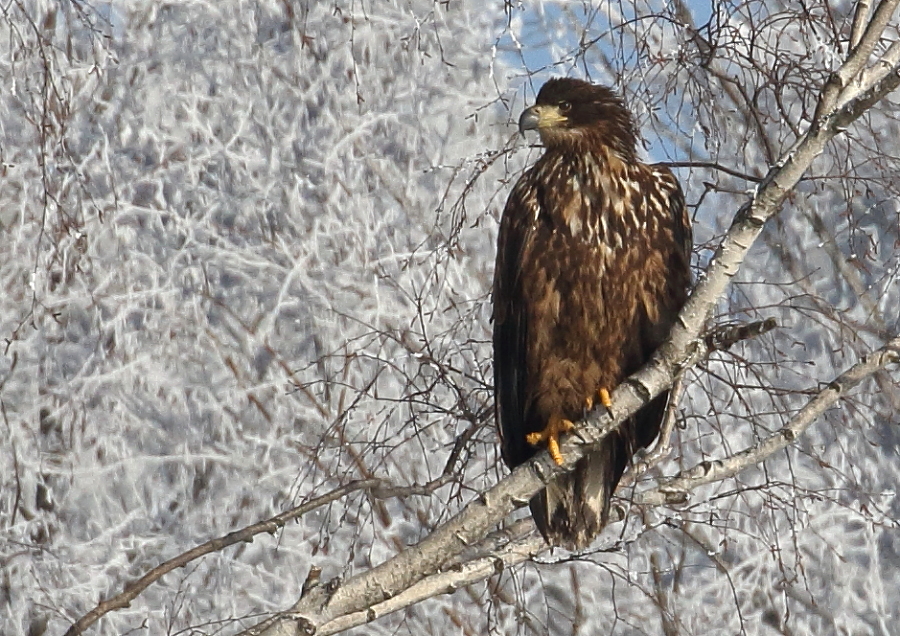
xmin=1 ymin=2 xmax=898 ymax=636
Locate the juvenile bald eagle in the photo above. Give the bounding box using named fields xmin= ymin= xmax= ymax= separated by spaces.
xmin=493 ymin=78 xmax=692 ymax=549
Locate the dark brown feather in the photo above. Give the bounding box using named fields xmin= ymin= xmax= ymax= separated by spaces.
xmin=493 ymin=78 xmax=692 ymax=549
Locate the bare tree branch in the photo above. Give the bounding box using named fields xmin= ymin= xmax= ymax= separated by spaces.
xmin=636 ymin=334 xmax=900 ymax=506
xmin=661 ymin=161 xmax=764 ymax=183
xmin=703 ymin=319 xmax=777 ymax=352
xmin=65 ymin=317 xmax=770 ymax=636
xmin=618 ymin=374 xmax=685 ymax=493
xmin=64 ymin=476 xmax=458 ymax=636
xmin=814 ymin=0 xmax=900 ymax=119
xmin=62 ymin=480 xmax=383 ymax=636
xmin=850 ymin=1 xmax=873 ymax=50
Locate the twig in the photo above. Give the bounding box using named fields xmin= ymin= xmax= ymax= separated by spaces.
xmin=617 ymin=374 xmax=685 ymax=493
xmin=64 ymin=476 xmax=454 ymax=636
xmin=704 ymin=318 xmax=777 ymax=352
xmin=660 ymin=161 xmax=763 ymax=183
xmin=636 ymin=335 xmax=900 ymax=506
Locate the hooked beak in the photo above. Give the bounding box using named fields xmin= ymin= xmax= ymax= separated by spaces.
xmin=518 ymin=105 xmax=567 ymax=133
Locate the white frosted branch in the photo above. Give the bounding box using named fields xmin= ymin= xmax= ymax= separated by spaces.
xmin=815 ymin=0 xmax=900 ymax=118
xmin=851 ymin=1 xmax=873 ymax=50
xmin=636 ymin=335 xmax=900 ymax=506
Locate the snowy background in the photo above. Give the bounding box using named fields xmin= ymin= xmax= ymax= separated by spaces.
xmin=1 ymin=1 xmax=899 ymax=635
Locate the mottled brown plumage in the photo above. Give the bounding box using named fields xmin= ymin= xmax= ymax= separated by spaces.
xmin=493 ymin=78 xmax=692 ymax=549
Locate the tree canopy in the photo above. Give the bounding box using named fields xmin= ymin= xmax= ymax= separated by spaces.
xmin=1 ymin=2 xmax=899 ymax=635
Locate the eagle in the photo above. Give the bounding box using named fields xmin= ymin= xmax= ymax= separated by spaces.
xmin=493 ymin=78 xmax=692 ymax=549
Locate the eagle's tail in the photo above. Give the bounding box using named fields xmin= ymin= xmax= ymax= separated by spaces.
xmin=530 ymin=394 xmax=668 ymax=549
xmin=529 ymin=435 xmax=625 ymax=550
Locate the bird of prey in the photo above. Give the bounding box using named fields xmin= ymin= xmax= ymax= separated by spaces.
xmin=493 ymin=78 xmax=692 ymax=548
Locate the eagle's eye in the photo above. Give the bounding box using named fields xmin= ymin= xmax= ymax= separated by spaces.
xmin=559 ymin=101 xmax=572 ymax=113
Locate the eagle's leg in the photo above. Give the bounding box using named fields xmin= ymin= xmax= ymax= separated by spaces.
xmin=526 ymin=415 xmax=575 ymax=465
xmin=584 ymin=387 xmax=613 ymax=411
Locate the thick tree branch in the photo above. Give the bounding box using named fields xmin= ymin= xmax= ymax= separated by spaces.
xmin=814 ymin=0 xmax=900 ymax=119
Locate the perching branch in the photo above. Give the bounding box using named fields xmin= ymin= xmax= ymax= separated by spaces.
xmin=64 ymin=319 xmax=771 ymax=636
xmin=249 ymin=330 xmax=899 ymax=636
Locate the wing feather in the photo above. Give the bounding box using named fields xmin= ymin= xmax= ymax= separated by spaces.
xmin=492 ymin=176 xmax=537 ymax=467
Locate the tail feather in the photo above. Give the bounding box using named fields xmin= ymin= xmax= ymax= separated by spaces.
xmin=531 ymin=394 xmax=668 ymax=549
xmin=530 ymin=437 xmax=623 ymax=549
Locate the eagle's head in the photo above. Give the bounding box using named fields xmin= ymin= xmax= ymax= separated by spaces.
xmin=519 ymin=78 xmax=638 ymax=160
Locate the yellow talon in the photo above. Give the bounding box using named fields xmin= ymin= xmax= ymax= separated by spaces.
xmin=598 ymin=387 xmax=612 ymax=409
xmin=547 ymin=434 xmax=565 ymax=465
xmin=527 ymin=415 xmax=575 ymax=466
xmin=585 ymin=388 xmax=612 ymax=412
